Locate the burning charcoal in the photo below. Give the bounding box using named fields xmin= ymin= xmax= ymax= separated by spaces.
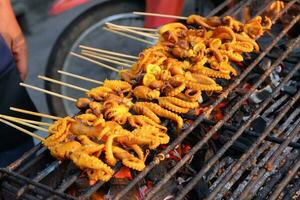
xmin=250 ymin=116 xmax=267 ymax=133
xmin=249 ymin=85 xmax=272 ymax=104
xmin=147 ymin=160 xmax=169 ymax=183
xmin=293 ymin=70 xmax=300 ymax=80
xmin=282 ymin=85 xmax=297 ymax=95
xmin=144 ymin=160 xmax=177 ymax=199
xmin=270 ymin=66 xmax=282 ymax=87
xmin=189 ymin=178 xmax=209 ymax=199
xmin=215 ymin=78 xmax=231 ymax=87
xmin=258 ymin=58 xmax=272 ymax=72
xmin=245 ymin=73 xmax=261 ymax=85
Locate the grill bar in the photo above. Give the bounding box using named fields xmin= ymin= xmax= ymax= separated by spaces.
xmin=206 ymin=76 xmax=300 ymax=199
xmin=227 ymin=119 xmax=300 ymax=199
xmin=16 ymin=161 xmax=61 ymax=198
xmin=7 ymin=144 xmax=42 ymax=171
xmin=172 ymin=45 xmax=300 ymax=200
xmin=56 ymin=172 xmax=81 ymax=192
xmin=206 ymin=0 xmax=232 ymax=17
xmin=202 ymin=119 xmax=300 ymax=149
xmin=114 ymin=3 xmax=299 ymax=198
xmin=222 ymin=0 xmax=248 ymax=17
xmin=16 ymin=147 xmax=48 ymax=174
xmin=269 ymin=156 xmax=300 ymax=200
xmin=46 ymin=171 xmax=81 ymax=200
xmin=146 ymin=31 xmax=300 ymax=200
xmin=254 ymin=151 xmax=299 ymax=199
xmin=1 ymin=182 xmax=41 ymax=200
xmin=225 ymin=117 xmax=300 ymax=199
xmin=78 ymin=162 xmax=122 ymax=200
xmin=0 ymin=168 xmax=76 ymax=200
xmin=283 ymin=176 xmax=300 ymax=200
xmin=238 ymin=123 xmax=300 ymax=198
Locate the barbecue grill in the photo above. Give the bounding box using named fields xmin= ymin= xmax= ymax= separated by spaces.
xmin=1 ymin=0 xmax=300 ymax=199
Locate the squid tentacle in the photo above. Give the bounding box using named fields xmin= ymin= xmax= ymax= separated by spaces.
xmin=133 ymin=102 xmax=161 ymax=124
xmin=139 ymin=102 xmax=183 ymax=129
xmin=159 ymin=98 xmax=190 ymax=114
xmin=186 ymin=80 xmax=222 ymax=91
xmin=161 ymin=97 xmax=199 ymax=109
xmin=190 ymin=65 xmax=231 ymax=79
xmin=128 ymin=115 xmax=167 ymax=132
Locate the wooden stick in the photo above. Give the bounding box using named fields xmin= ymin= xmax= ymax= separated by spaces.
xmin=116 ymin=25 xmax=157 ymax=32
xmin=109 ymin=26 xmax=159 ymax=38
xmin=20 ymin=83 xmax=77 ymax=102
xmin=133 ymin=11 xmax=187 ymax=20
xmin=70 ymin=52 xmax=120 ymax=73
xmin=0 ymin=118 xmax=45 ymax=141
xmin=81 ymin=52 xmax=132 ymax=68
xmin=38 ymin=75 xmax=89 ymax=92
xmin=58 ymin=70 xmax=103 ymax=85
xmin=103 ymin=27 xmax=153 ymax=45
xmin=107 ymin=25 xmax=159 ymax=37
xmin=0 ymin=115 xmax=49 ymax=133
xmin=79 ymin=45 xmax=138 ymax=60
xmin=0 ymin=115 xmax=51 ymax=126
xmin=10 ymin=107 xmax=61 ymax=120
xmin=106 ymin=23 xmax=158 ymax=39
xmin=81 ymin=50 xmax=136 ymax=64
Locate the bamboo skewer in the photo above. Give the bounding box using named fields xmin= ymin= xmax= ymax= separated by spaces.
xmin=58 ymin=70 xmax=103 ymax=85
xmin=0 ymin=115 xmax=49 ymax=133
xmin=0 ymin=118 xmax=45 ymax=142
xmin=81 ymin=51 xmax=132 ymax=68
xmin=133 ymin=11 xmax=188 ymax=20
xmin=103 ymin=27 xmax=153 ymax=45
xmin=38 ymin=75 xmax=89 ymax=92
xmin=81 ymin=50 xmax=136 ymax=64
xmin=116 ymin=25 xmax=157 ymax=32
xmin=79 ymin=45 xmax=139 ymax=60
xmin=0 ymin=115 xmax=51 ymax=126
xmin=106 ymin=23 xmax=158 ymax=39
xmin=108 ymin=26 xmax=159 ymax=38
xmin=10 ymin=107 xmax=61 ymax=120
xmin=20 ymin=83 xmax=77 ymax=102
xmin=70 ymin=52 xmax=120 ymax=73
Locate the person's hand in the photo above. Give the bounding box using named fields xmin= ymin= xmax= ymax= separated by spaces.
xmin=0 ymin=0 xmax=28 ymax=81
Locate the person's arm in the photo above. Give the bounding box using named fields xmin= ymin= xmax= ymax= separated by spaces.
xmin=0 ymin=0 xmax=27 ymax=80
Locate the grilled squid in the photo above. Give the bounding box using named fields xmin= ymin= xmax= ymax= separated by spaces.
xmin=133 ymin=86 xmax=160 ymax=100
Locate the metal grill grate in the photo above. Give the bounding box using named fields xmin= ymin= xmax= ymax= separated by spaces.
xmin=0 ymin=0 xmax=300 ymax=199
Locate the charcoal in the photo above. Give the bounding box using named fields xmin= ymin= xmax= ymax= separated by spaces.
xmin=147 ymin=160 xmax=169 ymax=183
xmin=293 ymin=70 xmax=300 ymax=80
xmin=257 ymin=58 xmax=272 ymax=72
xmin=282 ymin=85 xmax=297 ymax=95
xmin=250 ymin=117 xmax=267 ymax=133
xmin=245 ymin=73 xmax=261 ymax=85
xmin=270 ymin=68 xmax=281 ymax=87
xmin=190 ymin=178 xmax=209 ymax=200
xmin=249 ymin=85 xmax=272 ymax=103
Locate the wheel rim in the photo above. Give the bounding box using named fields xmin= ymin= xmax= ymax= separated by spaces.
xmin=60 ymin=13 xmax=150 ymax=116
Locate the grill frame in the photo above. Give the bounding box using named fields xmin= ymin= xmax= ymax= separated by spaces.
xmin=1 ymin=1 xmax=300 ymax=199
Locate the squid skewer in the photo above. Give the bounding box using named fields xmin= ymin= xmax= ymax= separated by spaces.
xmin=38 ymin=75 xmax=89 ymax=92
xmin=0 ymin=114 xmax=49 ymax=133
xmin=10 ymin=107 xmax=61 ymax=120
xmin=20 ymin=83 xmax=77 ymax=102
xmin=58 ymin=70 xmax=103 ymax=85
xmin=0 ymin=118 xmax=45 ymax=141
xmin=81 ymin=50 xmax=136 ymax=64
xmin=79 ymin=45 xmax=139 ymax=60
xmin=70 ymin=52 xmax=120 ymax=73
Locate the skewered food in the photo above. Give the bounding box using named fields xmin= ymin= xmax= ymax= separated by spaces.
xmin=25 ymin=14 xmax=272 ymax=184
